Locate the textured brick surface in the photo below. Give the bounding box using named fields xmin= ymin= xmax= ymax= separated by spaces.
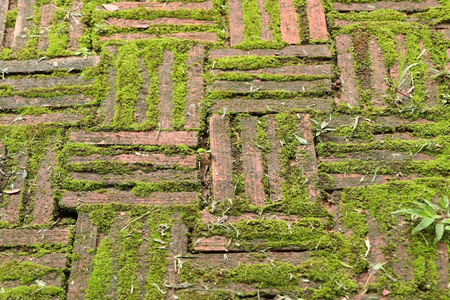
xmin=0 ymin=0 xmax=448 ymax=298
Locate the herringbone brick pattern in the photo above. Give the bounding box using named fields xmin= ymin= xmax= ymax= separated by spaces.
xmin=0 ymin=0 xmax=449 ymax=299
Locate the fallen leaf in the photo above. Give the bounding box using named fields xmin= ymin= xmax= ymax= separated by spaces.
xmin=383 ymin=289 xmax=390 ymax=296
xmin=102 ymin=4 xmax=119 ymax=11
xmin=3 ymin=189 xmax=20 ymax=194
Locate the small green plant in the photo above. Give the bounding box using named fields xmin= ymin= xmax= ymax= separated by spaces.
xmin=75 ymin=47 xmax=95 ymax=59
xmin=388 ymin=43 xmax=419 ymax=100
xmin=311 ymin=117 xmax=335 ymax=142
xmin=393 ymin=196 xmax=450 ymax=243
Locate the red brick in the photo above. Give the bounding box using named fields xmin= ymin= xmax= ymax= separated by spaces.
xmin=102 ymin=1 xmax=213 ymax=11
xmin=0 ymin=113 xmax=86 ymax=126
xmin=101 ymin=46 xmax=118 ymax=126
xmin=4 ymin=75 xmax=92 ymax=91
xmin=208 ymin=79 xmax=331 ymax=93
xmin=68 ymin=0 xmax=84 ymax=50
xmin=259 ymin=0 xmax=273 ymax=41
xmin=336 ymin=34 xmax=359 ymax=106
xmin=0 ymin=94 xmax=92 ymax=109
xmin=100 ymin=32 xmax=217 ymax=43
xmin=0 ymin=228 xmax=70 ymax=246
xmin=60 ymin=190 xmax=198 ymax=207
xmin=210 ymin=64 xmax=332 ymax=76
xmin=436 ymin=242 xmax=449 ymax=289
xmin=241 ymin=117 xmax=266 ymax=206
xmin=31 ymin=145 xmax=56 ymax=225
xmin=210 ymin=115 xmax=234 ymax=202
xmin=69 ymin=131 xmax=198 ymax=146
xmin=37 ymin=4 xmax=55 ymax=52
xmin=419 ymin=41 xmax=439 ymax=106
xmin=0 ymin=56 xmax=101 ymax=74
xmin=296 ymin=114 xmax=320 ymax=199
xmin=369 ymin=35 xmax=388 ymax=107
xmin=185 ymin=45 xmax=204 ymax=129
xmin=0 ymin=151 xmax=27 ymax=224
xmin=279 ymin=0 xmax=300 ymax=44
xmin=333 ymin=0 xmax=440 ymax=12
xmin=67 ymin=213 xmax=98 ymax=300
xmin=229 ymin=0 xmax=244 ymax=46
xmin=11 ymin=0 xmax=36 ymax=52
xmin=194 ymin=235 xmax=229 ymax=252
xmin=106 ymin=17 xmax=214 ymax=27
xmin=69 ymin=153 xmax=197 ymax=168
xmin=319 ymin=150 xmax=433 ymax=163
xmin=329 ymin=174 xmax=417 ymax=189
xmin=266 ymin=115 xmax=283 ymax=201
xmin=158 ymin=50 xmax=174 ymax=129
xmin=307 ymin=0 xmax=328 ymax=40
xmin=209 ymin=45 xmax=332 ymax=59
xmin=200 ymin=211 xmax=301 ymax=224
xmin=210 ymin=98 xmax=333 ymax=113
xmin=0 ymin=253 xmax=67 ymax=269
xmin=135 ymin=58 xmax=149 ymax=124
xmin=0 ymin=0 xmax=8 ymax=47
xmin=70 ymin=169 xmax=198 ymax=185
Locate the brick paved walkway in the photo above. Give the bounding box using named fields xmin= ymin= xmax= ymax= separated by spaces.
xmin=0 ymin=0 xmax=449 ymax=299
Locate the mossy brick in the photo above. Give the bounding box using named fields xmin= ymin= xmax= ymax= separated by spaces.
xmin=185 ymin=44 xmax=204 ymax=129
xmin=68 ymin=0 xmax=84 ymax=51
xmin=37 ymin=3 xmax=55 ymax=52
xmin=336 ymin=34 xmax=360 ymax=107
xmin=307 ymin=0 xmax=328 ymax=40
xmin=229 ymin=0 xmax=244 ymax=46
xmin=0 ymin=253 xmax=67 ymax=269
xmin=260 ymin=0 xmax=274 ymax=41
xmin=207 ymin=78 xmax=331 ymax=93
xmin=11 ymin=0 xmax=35 ymax=52
xmin=0 ymin=228 xmax=70 ymax=246
xmin=333 ymin=0 xmax=441 ymax=12
xmin=99 ymin=32 xmax=218 ymax=43
xmin=69 ymin=131 xmax=198 ymax=146
xmin=0 ymin=56 xmax=100 ymax=73
xmin=0 ymin=113 xmax=86 ymax=126
xmin=209 ymin=44 xmax=332 ymax=58
xmin=158 ymin=50 xmax=175 ymax=129
xmin=105 ymin=17 xmax=214 ymax=28
xmin=0 ymin=1 xmax=8 ymax=47
xmin=279 ymin=0 xmax=300 ymax=44
xmin=101 ymin=1 xmax=214 ymax=11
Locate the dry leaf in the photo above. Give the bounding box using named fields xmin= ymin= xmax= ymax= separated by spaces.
xmin=383 ymin=289 xmax=390 ymax=296
xmin=3 ymin=188 xmax=21 ymax=194
xmin=102 ymin=4 xmax=119 ymax=11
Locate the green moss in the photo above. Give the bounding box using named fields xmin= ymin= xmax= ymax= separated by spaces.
xmin=171 ymin=48 xmax=189 ymax=129
xmin=85 ymin=238 xmax=114 ymax=299
xmin=0 ymin=285 xmax=65 ymax=300
xmin=242 ymin=0 xmax=262 ymax=44
xmin=5 ymin=9 xmax=17 ymax=28
xmin=0 ymin=260 xmax=61 ymax=285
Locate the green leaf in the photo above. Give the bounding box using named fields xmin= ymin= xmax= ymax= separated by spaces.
xmin=411 ymin=217 xmax=435 ymax=234
xmin=435 ymin=222 xmax=444 ymax=243
xmin=423 ymin=199 xmax=440 ymax=212
xmin=399 ymin=63 xmax=419 ymax=86
xmin=440 ymin=196 xmax=449 ymax=209
xmin=293 ymin=134 xmax=308 ymax=145
xmin=414 ymin=202 xmax=437 ymax=217
xmin=392 ymin=208 xmax=431 ymax=218
xmin=320 ymin=121 xmax=328 ymax=129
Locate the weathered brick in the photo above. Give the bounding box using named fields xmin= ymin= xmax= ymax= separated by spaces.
xmin=333 ymin=0 xmax=440 ymax=12
xmin=266 ymin=115 xmax=283 ymax=201
xmin=0 ymin=228 xmax=70 ymax=246
xmin=0 ymin=95 xmax=92 ymax=109
xmin=0 ymin=56 xmax=101 ymax=74
xmin=210 ymin=98 xmax=333 ymax=113
xmin=369 ymin=35 xmax=388 ymax=107
xmin=68 ymin=0 xmax=84 ymax=50
xmin=158 ymin=50 xmax=174 ymax=129
xmin=208 ymin=79 xmax=331 ymax=93
xmin=11 ymin=0 xmax=36 ymax=52
xmin=229 ymin=0 xmax=244 ymax=46
xmin=259 ymin=0 xmax=273 ymax=41
xmin=105 ymin=18 xmax=214 ymax=28
xmin=69 ymin=153 xmax=196 ymax=167
xmin=100 ymin=32 xmax=217 ymax=43
xmin=210 ymin=115 xmax=234 ymax=202
xmin=279 ymin=0 xmax=300 ymax=44
xmin=0 ymin=113 xmax=85 ymax=126
xmin=210 ymin=64 xmax=332 ymax=76
xmin=60 ymin=190 xmax=198 ymax=207
xmin=102 ymin=1 xmax=213 ymax=11
xmin=135 ymin=58 xmax=149 ymax=124
xmin=101 ymin=46 xmax=118 ymax=126
xmin=0 ymin=253 xmax=67 ymax=269
xmin=37 ymin=3 xmax=55 ymax=52
xmin=185 ymin=45 xmax=204 ymax=129
xmin=69 ymin=131 xmax=198 ymax=146
xmin=336 ymin=34 xmax=359 ymax=106
xmin=0 ymin=0 xmax=8 ymax=47
xmin=209 ymin=45 xmax=332 ymax=59
xmin=307 ymin=0 xmax=328 ymax=40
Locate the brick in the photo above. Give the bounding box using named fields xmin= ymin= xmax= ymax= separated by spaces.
xmin=336 ymin=34 xmax=359 ymax=106
xmin=68 ymin=0 xmax=84 ymax=50
xmin=296 ymin=114 xmax=320 ymax=199
xmin=369 ymin=35 xmax=388 ymax=107
xmin=37 ymin=4 xmax=55 ymax=52
xmin=3 ymin=75 xmax=92 ymax=91
xmin=209 ymin=45 xmax=332 ymax=59
xmin=279 ymin=0 xmax=300 ymax=44
xmin=11 ymin=0 xmax=36 ymax=52
xmin=0 ymin=253 xmax=67 ymax=269
xmin=241 ymin=117 xmax=266 ymax=206
xmin=0 ymin=228 xmax=70 ymax=246
xmin=210 ymin=115 xmax=234 ymax=202
xmin=0 ymin=0 xmax=8 ymax=47
xmin=266 ymin=115 xmax=283 ymax=201
xmin=0 ymin=151 xmax=27 ymax=224
xmin=207 ymin=79 xmax=331 ymax=93
xmin=106 ymin=18 xmax=214 ymax=27
xmin=158 ymin=50 xmax=174 ymax=129
xmin=194 ymin=236 xmax=229 ymax=252
xmin=307 ymin=0 xmax=328 ymax=40
xmin=102 ymin=1 xmax=213 ymax=11
xmin=0 ymin=56 xmax=101 ymax=74
xmin=185 ymin=45 xmax=204 ymax=129
xmin=101 ymin=46 xmax=118 ymax=126
xmin=0 ymin=94 xmax=92 ymax=109
xmin=436 ymin=242 xmax=449 ymax=290
xmin=229 ymin=0 xmax=244 ymax=46
xmin=60 ymin=190 xmax=198 ymax=207
xmin=68 ymin=153 xmax=197 ymax=168
xmin=100 ymin=32 xmax=218 ymax=43
xmin=0 ymin=113 xmax=85 ymax=126
xmin=210 ymin=64 xmax=333 ymax=76
xmin=319 ymin=150 xmax=433 ymax=163
xmin=31 ymin=145 xmax=56 ymax=225
xmin=333 ymin=0 xmax=440 ymax=12
xmin=259 ymin=0 xmax=273 ymax=41
xmin=200 ymin=211 xmax=303 ymax=224
xmin=135 ymin=58 xmax=149 ymax=124
xmin=69 ymin=131 xmax=198 ymax=146
xmin=210 ymin=98 xmax=333 ymax=113
xmin=70 ymin=169 xmax=198 ymax=184
xmin=328 ymin=174 xmax=416 ymax=189
xmin=67 ymin=213 xmax=98 ymax=300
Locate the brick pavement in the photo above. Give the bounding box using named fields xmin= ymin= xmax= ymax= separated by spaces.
xmin=0 ymin=0 xmax=449 ymax=299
